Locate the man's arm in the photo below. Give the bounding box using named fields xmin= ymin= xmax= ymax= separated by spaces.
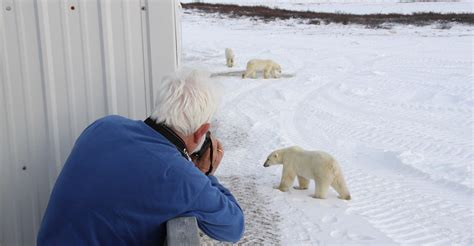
xmin=186 ymin=137 xmax=244 ymax=242
xmin=182 ymin=175 xmax=244 ymax=243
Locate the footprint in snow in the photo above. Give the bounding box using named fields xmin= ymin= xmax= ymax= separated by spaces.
xmin=322 ymin=215 xmax=339 ymax=224
xmin=330 ymin=229 xmax=375 ymax=241
xmin=347 ymin=232 xmax=376 ymax=241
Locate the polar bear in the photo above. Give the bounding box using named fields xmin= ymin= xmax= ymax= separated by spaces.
xmin=225 ymin=48 xmax=235 ymax=68
xmin=242 ymin=59 xmax=281 ymax=79
xmin=263 ymin=146 xmax=351 ymax=200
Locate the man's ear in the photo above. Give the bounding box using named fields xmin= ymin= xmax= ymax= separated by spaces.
xmin=193 ymin=123 xmax=210 ymax=144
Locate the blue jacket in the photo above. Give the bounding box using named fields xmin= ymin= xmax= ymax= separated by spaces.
xmin=37 ymin=115 xmax=244 ymax=245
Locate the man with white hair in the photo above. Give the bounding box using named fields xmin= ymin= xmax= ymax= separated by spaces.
xmin=37 ymin=70 xmax=244 ymax=245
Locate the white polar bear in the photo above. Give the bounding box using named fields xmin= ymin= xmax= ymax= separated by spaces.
xmin=263 ymin=146 xmax=351 ymax=200
xmin=242 ymin=59 xmax=281 ymax=79
xmin=225 ymin=48 xmax=235 ymax=68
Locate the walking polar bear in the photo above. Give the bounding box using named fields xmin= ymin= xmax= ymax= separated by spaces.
xmin=264 ymin=146 xmax=351 ymax=200
xmin=242 ymin=59 xmax=281 ymax=79
xmin=225 ymin=48 xmax=235 ymax=68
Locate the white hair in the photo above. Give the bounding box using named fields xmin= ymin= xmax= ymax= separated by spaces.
xmin=151 ymin=69 xmax=220 ymax=136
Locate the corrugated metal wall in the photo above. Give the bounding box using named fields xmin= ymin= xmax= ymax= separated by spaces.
xmin=0 ymin=0 xmax=181 ymax=244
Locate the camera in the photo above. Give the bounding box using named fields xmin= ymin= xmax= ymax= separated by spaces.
xmin=191 ymin=131 xmax=212 ymax=161
xmin=191 ymin=131 xmax=214 ymax=176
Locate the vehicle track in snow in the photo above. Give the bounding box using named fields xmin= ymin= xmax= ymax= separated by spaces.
xmin=199 ymin=176 xmax=283 ymax=245
xmin=282 ymin=41 xmax=473 ymax=244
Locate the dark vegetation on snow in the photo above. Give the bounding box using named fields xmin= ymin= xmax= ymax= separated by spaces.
xmin=181 ymin=2 xmax=474 ymax=28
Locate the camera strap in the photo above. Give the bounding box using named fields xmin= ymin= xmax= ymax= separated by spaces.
xmin=144 ymin=117 xmax=190 ymax=160
xmin=190 ymin=132 xmax=214 ymax=176
xmin=206 ymin=139 xmax=213 ymax=176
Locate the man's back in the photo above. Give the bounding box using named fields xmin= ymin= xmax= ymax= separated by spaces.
xmin=37 ymin=115 xmax=244 ymax=245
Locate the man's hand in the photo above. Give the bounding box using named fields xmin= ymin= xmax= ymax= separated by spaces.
xmin=192 ymin=137 xmax=224 ymax=175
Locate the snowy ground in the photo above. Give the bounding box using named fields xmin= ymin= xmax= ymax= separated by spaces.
xmin=182 ymin=9 xmax=474 ymax=246
xmin=181 ymin=0 xmax=474 ymax=14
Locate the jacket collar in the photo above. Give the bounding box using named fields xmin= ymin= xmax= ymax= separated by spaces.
xmin=144 ymin=117 xmax=190 ymax=160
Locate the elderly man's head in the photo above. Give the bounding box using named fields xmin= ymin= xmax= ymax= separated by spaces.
xmin=151 ymin=70 xmax=219 ymax=153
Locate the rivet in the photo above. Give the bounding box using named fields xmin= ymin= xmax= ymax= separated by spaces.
xmin=5 ymin=6 xmax=12 ymax=11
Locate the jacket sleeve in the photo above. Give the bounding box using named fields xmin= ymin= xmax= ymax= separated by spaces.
xmin=182 ymin=175 xmax=245 ymax=243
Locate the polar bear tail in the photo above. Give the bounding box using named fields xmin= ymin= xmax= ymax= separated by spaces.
xmin=332 ymin=171 xmax=351 ymax=200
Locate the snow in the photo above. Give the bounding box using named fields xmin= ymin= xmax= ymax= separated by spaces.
xmin=181 ymin=0 xmax=474 ymax=14
xmin=181 ymin=8 xmax=474 ymax=246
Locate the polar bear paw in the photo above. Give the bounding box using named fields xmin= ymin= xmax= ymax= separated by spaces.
xmin=338 ymin=194 xmax=351 ymax=200
xmin=273 ymin=185 xmax=289 ymax=192
xmin=312 ymin=194 xmax=327 ymax=199
xmin=293 ymin=186 xmax=308 ymax=190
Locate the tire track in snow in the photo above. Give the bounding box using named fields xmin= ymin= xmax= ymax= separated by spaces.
xmin=282 ymin=52 xmax=474 ymax=244
xmin=199 ymin=176 xmax=282 ymax=245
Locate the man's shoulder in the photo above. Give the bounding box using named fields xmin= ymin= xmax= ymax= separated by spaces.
xmin=92 ymin=115 xmax=131 ymax=127
xmin=82 ymin=115 xmax=139 ymax=134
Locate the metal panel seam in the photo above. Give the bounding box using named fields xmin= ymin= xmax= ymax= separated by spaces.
xmin=100 ymin=0 xmax=118 ymax=114
xmin=140 ymin=0 xmax=153 ymax=116
xmin=122 ymin=0 xmax=132 ymax=117
xmin=96 ymin=0 xmax=110 ymax=114
xmin=61 ymin=0 xmax=80 ymax=136
xmin=78 ymin=0 xmax=94 ymax=123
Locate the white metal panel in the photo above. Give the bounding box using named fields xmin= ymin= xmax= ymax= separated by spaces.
xmin=0 ymin=0 xmax=181 ymax=244
xmin=147 ymin=0 xmax=181 ymax=98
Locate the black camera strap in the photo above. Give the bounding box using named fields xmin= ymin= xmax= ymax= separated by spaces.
xmin=190 ymin=131 xmax=214 ymax=176
xmin=206 ymin=141 xmax=213 ymax=176
xmin=144 ymin=117 xmax=190 ymax=160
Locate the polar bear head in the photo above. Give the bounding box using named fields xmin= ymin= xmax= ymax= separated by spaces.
xmin=263 ymin=150 xmax=282 ymax=167
xmin=273 ymin=63 xmax=282 ymax=76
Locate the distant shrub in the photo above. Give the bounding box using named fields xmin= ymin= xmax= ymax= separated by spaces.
xmin=436 ymin=21 xmax=453 ymax=29
xmin=181 ymin=3 xmax=474 ymax=28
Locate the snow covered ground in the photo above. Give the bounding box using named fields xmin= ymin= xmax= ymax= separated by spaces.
xmin=181 ymin=9 xmax=474 ymax=246
xmin=181 ymin=0 xmax=474 ymax=14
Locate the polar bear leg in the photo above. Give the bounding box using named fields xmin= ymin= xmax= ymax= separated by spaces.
xmin=331 ymin=174 xmax=351 ymax=200
xmin=263 ymin=68 xmax=270 ymax=79
xmin=276 ymin=166 xmax=296 ymax=192
xmin=313 ymin=178 xmax=332 ymax=199
xmin=271 ymin=68 xmax=276 ymax=78
xmin=294 ymin=176 xmax=309 ymax=190
xmin=243 ymin=69 xmax=252 ymax=79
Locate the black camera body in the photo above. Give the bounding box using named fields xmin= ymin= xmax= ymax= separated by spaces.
xmin=191 ymin=131 xmax=212 ymax=161
xmin=191 ymin=131 xmax=214 ymax=176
